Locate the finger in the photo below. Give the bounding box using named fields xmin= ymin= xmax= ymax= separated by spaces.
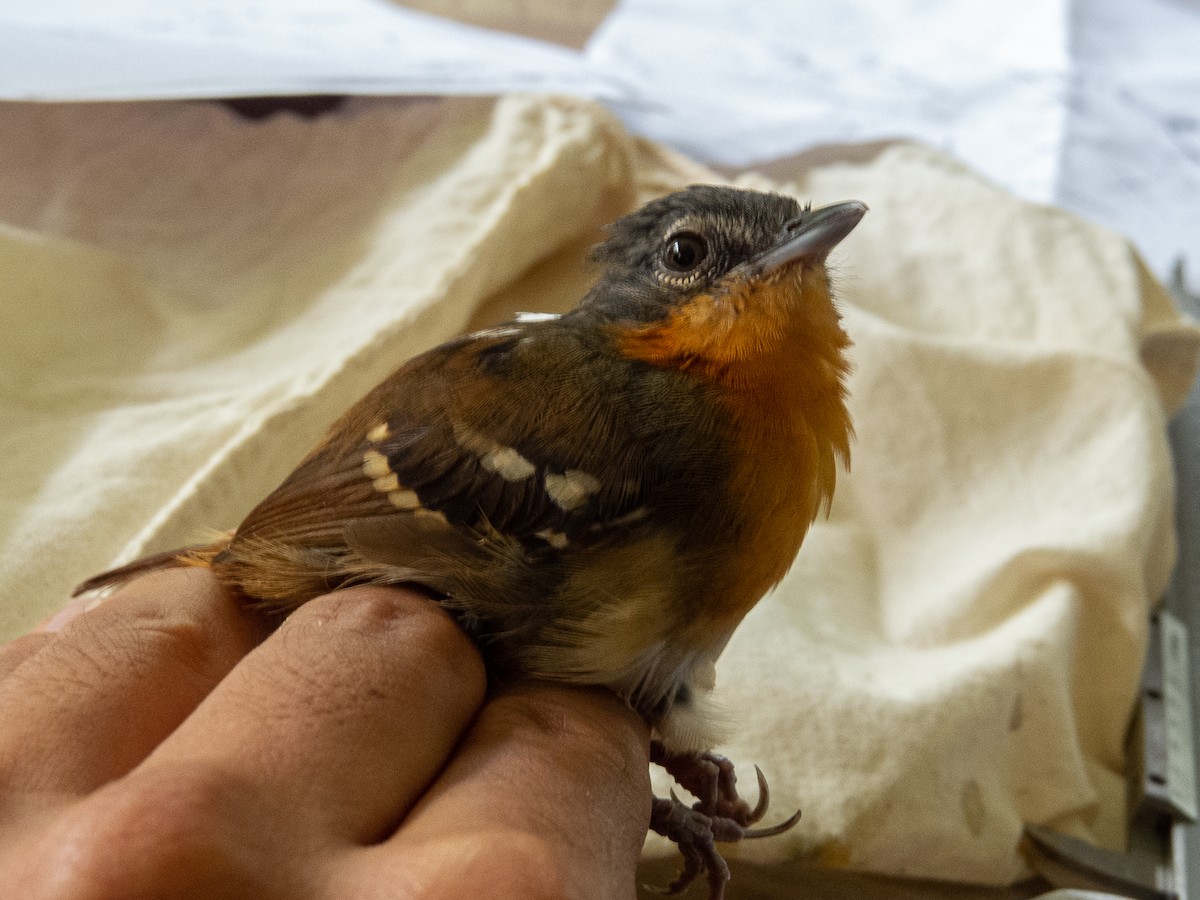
xmin=0 ymin=594 xmax=105 ymax=680
xmin=140 ymin=586 xmax=486 ymax=847
xmin=0 ymin=568 xmax=261 ymax=796
xmin=0 ymin=594 xmax=108 ymax=679
xmin=0 ymin=633 xmax=54 ymax=681
xmin=34 ymin=593 xmax=107 ymax=633
xmin=0 ymin=595 xmax=106 ymax=681
xmin=357 ymin=684 xmax=650 ymax=900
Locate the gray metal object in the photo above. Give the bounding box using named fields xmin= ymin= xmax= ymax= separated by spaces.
xmin=1164 ymin=261 xmax=1200 ymax=900
xmin=1131 ymin=612 xmax=1199 ymax=825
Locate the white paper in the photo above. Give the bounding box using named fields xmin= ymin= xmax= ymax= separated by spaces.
xmin=0 ymin=0 xmax=628 ymax=101
xmin=588 ymin=0 xmax=1069 ymax=200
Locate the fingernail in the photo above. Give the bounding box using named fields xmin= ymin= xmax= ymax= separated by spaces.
xmin=36 ymin=595 xmax=108 ymax=633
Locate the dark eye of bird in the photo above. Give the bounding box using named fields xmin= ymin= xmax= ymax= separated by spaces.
xmin=663 ymin=232 xmax=708 ymax=273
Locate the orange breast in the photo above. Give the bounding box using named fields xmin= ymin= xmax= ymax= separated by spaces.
xmin=616 ymin=270 xmax=853 ymax=628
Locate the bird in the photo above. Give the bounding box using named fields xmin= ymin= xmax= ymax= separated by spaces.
xmin=75 ymin=184 xmax=866 ymax=899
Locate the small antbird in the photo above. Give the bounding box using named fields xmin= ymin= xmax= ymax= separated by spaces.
xmin=77 ymin=185 xmax=866 ymax=899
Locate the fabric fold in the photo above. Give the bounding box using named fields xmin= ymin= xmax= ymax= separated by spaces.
xmin=1 ymin=94 xmax=1196 ymax=884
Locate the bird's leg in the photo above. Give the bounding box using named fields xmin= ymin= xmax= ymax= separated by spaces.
xmin=647 ymin=794 xmax=730 ymax=899
xmin=650 ymin=740 xmax=800 ymax=829
xmin=647 ymin=741 xmax=802 ymax=897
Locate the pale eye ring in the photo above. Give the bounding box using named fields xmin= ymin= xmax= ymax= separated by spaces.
xmin=662 ymin=231 xmax=708 ymax=273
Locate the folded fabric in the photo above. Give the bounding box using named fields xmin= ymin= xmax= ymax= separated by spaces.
xmin=0 ymin=94 xmax=1196 ymax=885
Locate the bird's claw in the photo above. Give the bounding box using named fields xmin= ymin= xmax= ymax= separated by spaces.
xmin=650 ymin=741 xmax=780 ymax=827
xmin=748 ymin=765 xmax=770 ymax=822
xmin=743 ymin=807 xmax=803 ymax=839
xmin=648 ymin=743 xmax=801 ymax=898
xmin=647 ymin=794 xmax=731 ymax=899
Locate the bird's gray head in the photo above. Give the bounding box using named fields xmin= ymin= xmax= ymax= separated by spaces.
xmin=579 ymin=185 xmax=866 ymax=325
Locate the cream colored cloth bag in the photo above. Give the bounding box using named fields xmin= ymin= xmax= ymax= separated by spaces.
xmin=1 ymin=95 xmax=1196 ymax=884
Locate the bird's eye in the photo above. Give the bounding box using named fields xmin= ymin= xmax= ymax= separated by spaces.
xmin=663 ymin=232 xmax=708 ymax=273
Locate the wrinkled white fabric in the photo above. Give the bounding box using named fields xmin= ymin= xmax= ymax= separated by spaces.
xmin=0 ymin=95 xmax=1196 ymax=884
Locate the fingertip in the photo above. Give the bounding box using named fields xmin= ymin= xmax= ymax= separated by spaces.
xmin=0 ymin=566 xmax=266 ymax=792
xmin=76 ymin=567 xmax=265 ymax=662
xmin=35 ymin=596 xmax=104 ymax=633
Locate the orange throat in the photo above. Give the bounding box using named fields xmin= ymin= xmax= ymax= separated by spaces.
xmin=616 ymin=266 xmax=854 ymax=621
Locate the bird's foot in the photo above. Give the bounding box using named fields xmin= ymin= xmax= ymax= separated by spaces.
xmin=647 ymin=742 xmax=801 ymax=898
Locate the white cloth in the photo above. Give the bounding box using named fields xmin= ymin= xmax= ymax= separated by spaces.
xmin=0 ymin=94 xmax=1196 ymax=884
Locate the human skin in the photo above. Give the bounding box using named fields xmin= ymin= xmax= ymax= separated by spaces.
xmin=0 ymin=569 xmax=650 ymax=899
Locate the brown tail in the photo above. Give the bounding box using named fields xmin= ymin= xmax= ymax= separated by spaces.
xmin=72 ymin=533 xmax=234 ymax=597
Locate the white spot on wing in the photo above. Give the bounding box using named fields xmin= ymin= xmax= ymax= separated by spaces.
xmin=535 ymin=529 xmax=570 ymax=549
xmin=515 ymin=311 xmax=560 ymax=323
xmin=367 ymin=422 xmax=390 ymax=443
xmin=362 ymin=449 xmax=391 ymax=480
xmin=388 ymin=489 xmax=421 ymax=510
xmin=545 ymin=469 xmax=601 ymax=510
xmin=453 ymin=422 xmax=536 ymax=481
xmin=414 ymin=507 xmax=449 ymax=525
xmin=373 ymin=473 xmax=400 ymax=493
xmin=482 ymin=446 xmax=536 ymax=481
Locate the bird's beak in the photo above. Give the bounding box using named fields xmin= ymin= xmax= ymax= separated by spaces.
xmin=748 ymin=200 xmax=868 ymax=276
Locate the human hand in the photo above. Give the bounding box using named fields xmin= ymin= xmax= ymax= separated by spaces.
xmin=0 ymin=569 xmax=650 ymax=899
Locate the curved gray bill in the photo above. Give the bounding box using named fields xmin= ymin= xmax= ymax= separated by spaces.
xmin=748 ymin=200 xmax=868 ymax=276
